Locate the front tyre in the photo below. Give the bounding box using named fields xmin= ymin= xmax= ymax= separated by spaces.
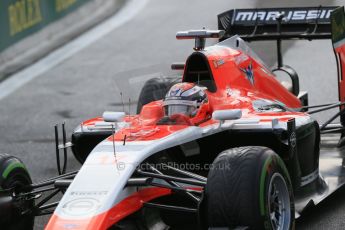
xmin=205 ymin=146 xmax=294 ymax=230
xmin=0 ymin=154 xmax=34 ymax=230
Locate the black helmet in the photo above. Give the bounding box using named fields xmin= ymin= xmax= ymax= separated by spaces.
xmin=163 ymin=82 xmax=208 ymax=117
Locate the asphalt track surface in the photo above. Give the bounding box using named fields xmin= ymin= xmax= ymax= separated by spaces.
xmin=0 ymin=0 xmax=344 ymax=229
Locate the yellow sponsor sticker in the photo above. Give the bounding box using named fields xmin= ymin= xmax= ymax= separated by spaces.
xmin=8 ymin=0 xmax=42 ymax=36
xmin=56 ymin=0 xmax=77 ymax=13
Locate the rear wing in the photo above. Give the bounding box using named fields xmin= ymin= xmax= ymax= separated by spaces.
xmin=218 ymin=6 xmax=345 ymax=126
xmin=218 ymin=6 xmax=338 ymax=41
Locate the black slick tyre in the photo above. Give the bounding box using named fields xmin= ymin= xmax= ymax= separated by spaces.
xmin=205 ymin=146 xmax=294 ymax=230
xmin=0 ymin=153 xmax=34 ymax=230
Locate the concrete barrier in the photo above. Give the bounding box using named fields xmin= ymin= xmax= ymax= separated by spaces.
xmin=0 ymin=0 xmax=125 ymax=82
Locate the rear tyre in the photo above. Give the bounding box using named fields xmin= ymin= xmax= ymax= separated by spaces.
xmin=205 ymin=146 xmax=294 ymax=230
xmin=137 ymin=77 xmax=180 ymax=114
xmin=0 ymin=154 xmax=34 ymax=230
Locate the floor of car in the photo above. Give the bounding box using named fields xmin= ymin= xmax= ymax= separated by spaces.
xmin=295 ymin=133 xmax=345 ymax=215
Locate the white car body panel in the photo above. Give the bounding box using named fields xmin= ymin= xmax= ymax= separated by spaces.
xmin=53 ymin=114 xmax=314 ymax=220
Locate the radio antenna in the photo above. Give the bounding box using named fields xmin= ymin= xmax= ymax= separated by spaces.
xmin=128 ymin=98 xmax=131 ymax=116
xmin=120 ymin=92 xmax=125 ymax=113
xmin=128 ymin=98 xmax=131 ymax=139
xmin=111 ymin=123 xmax=120 ymax=172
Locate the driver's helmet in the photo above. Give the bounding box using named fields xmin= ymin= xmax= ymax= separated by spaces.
xmin=163 ymin=82 xmax=208 ymax=117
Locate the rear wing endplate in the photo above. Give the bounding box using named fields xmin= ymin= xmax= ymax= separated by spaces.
xmin=331 ymin=7 xmax=345 ymax=125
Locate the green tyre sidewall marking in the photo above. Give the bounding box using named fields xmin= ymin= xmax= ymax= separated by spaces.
xmin=276 ymin=155 xmax=291 ymax=184
xmin=259 ymin=153 xmax=293 ymax=229
xmin=2 ymin=161 xmax=27 ymax=179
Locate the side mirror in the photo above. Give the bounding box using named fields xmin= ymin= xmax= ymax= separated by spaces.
xmin=212 ymin=109 xmax=242 ymax=121
xmin=102 ymin=111 xmax=125 ymax=122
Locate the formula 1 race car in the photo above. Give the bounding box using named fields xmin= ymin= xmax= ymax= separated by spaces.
xmin=2 ymin=6 xmax=345 ymax=230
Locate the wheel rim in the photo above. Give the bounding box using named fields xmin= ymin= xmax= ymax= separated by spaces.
xmin=268 ymin=173 xmax=291 ymax=230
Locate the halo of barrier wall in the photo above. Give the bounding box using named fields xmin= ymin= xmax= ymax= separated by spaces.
xmin=0 ymin=0 xmax=91 ymax=52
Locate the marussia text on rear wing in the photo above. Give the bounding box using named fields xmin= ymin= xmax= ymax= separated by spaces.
xmin=218 ymin=6 xmax=338 ymax=41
